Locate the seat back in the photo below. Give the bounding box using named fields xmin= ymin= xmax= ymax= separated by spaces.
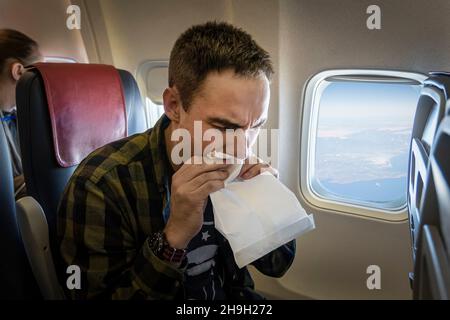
xmin=118 ymin=69 xmax=148 ymax=133
xmin=15 ymin=63 xmax=147 ymax=298
xmin=408 ymin=73 xmax=450 ymax=260
xmin=413 ymin=116 xmax=450 ymax=299
xmin=0 ymin=123 xmax=40 ymax=299
xmin=16 ymin=63 xmax=147 ymax=240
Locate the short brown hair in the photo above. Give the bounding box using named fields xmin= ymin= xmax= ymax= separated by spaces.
xmin=169 ymin=21 xmax=273 ymax=109
xmin=0 ymin=29 xmax=39 ymax=73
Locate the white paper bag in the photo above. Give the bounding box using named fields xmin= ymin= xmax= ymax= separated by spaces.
xmin=210 ymin=171 xmax=315 ymax=268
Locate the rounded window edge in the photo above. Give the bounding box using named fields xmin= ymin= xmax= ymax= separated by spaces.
xmin=310 ymin=177 xmax=407 ymax=213
xmin=136 ymin=60 xmax=169 ymax=128
xmin=299 ymin=68 xmax=427 ymax=222
xmin=300 ymin=174 xmax=409 ymax=222
xmin=43 ymin=56 xmax=77 ymax=63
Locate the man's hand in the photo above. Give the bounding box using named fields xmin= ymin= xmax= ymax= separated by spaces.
xmin=164 ymin=158 xmax=231 ymax=249
xmin=239 ymin=155 xmax=278 ymax=180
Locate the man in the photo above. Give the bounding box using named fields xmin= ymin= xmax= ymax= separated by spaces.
xmin=0 ymin=29 xmax=42 ymax=198
xmin=58 ymin=21 xmax=295 ymax=300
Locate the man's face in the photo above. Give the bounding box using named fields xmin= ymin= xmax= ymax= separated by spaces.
xmin=172 ymin=69 xmax=270 ymax=162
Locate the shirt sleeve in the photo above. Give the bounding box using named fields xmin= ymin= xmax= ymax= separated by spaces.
xmin=250 ymin=240 xmax=296 ymax=278
xmin=58 ymin=174 xmax=186 ymax=300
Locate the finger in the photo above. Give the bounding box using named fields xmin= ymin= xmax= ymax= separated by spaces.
xmin=239 ymin=155 xmax=264 ymax=176
xmin=262 ymin=166 xmax=279 ymax=178
xmin=238 ymin=163 xmax=253 ymax=177
xmin=240 ymin=164 xmax=277 ymax=180
xmin=178 ymin=161 xmax=232 ymax=181
xmin=175 ymin=156 xmax=208 ymax=175
xmin=192 ymin=179 xmax=225 ymax=199
xmin=240 ymin=164 xmax=263 ymax=179
xmin=188 ymin=170 xmax=229 ymax=189
xmin=239 ymin=162 xmax=263 ymax=178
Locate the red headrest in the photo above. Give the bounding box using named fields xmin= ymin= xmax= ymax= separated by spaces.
xmin=34 ymin=63 xmax=127 ymax=168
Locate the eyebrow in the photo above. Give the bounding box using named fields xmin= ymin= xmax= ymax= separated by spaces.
xmin=208 ymin=117 xmax=267 ymax=129
xmin=208 ymin=117 xmax=268 ymax=129
xmin=208 ymin=117 xmax=244 ymax=129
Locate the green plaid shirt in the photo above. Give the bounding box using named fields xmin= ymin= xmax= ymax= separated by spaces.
xmin=57 ymin=115 xmax=296 ymax=300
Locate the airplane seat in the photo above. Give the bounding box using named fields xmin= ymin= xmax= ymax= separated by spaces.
xmin=446 ymin=97 xmax=450 ymax=116
xmin=117 ymin=68 xmax=148 ymax=133
xmin=413 ymin=116 xmax=450 ymax=299
xmin=407 ymin=73 xmax=449 ymax=263
xmin=0 ymin=123 xmax=40 ymax=299
xmin=15 ymin=62 xmax=146 ymax=299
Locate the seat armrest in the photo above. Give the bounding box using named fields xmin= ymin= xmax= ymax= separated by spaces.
xmin=16 ymin=196 xmax=65 ymax=300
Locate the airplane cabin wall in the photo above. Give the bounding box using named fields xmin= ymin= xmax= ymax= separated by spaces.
xmin=92 ymin=0 xmax=280 ymax=132
xmin=266 ymin=0 xmax=450 ymax=299
xmin=0 ymin=0 xmax=89 ymax=63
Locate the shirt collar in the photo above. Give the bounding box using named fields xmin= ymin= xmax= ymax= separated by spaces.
xmin=1 ymin=106 xmax=16 ymax=115
xmin=0 ymin=108 xmax=17 ymax=122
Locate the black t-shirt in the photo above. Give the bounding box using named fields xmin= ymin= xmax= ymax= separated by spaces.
xmin=183 ymin=198 xmax=227 ymax=300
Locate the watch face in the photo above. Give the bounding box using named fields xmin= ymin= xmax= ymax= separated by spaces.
xmin=149 ymin=232 xmax=186 ymax=264
xmin=157 ymin=233 xmax=165 ymax=252
xmin=150 ymin=232 xmax=163 ymax=254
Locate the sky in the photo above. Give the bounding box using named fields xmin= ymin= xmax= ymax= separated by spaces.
xmin=313 ymin=80 xmax=422 ymax=207
xmin=317 ymin=81 xmax=421 ymax=136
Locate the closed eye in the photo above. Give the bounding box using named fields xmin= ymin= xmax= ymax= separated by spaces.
xmin=213 ymin=125 xmax=228 ymax=131
xmin=251 ymin=119 xmax=267 ymax=129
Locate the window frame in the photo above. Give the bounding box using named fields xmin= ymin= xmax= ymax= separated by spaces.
xmin=136 ymin=60 xmax=168 ymax=127
xmin=43 ymin=56 xmax=77 ymax=63
xmin=300 ymin=69 xmax=427 ymax=222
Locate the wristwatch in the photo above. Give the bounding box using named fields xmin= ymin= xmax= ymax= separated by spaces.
xmin=148 ymin=231 xmax=187 ymax=265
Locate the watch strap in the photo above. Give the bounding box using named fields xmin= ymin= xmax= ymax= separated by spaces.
xmin=149 ymin=231 xmax=187 ymax=264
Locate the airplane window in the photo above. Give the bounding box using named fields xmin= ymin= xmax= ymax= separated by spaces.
xmin=145 ymin=96 xmax=165 ymax=128
xmin=137 ymin=61 xmax=168 ymax=127
xmin=302 ymin=70 xmax=427 ymax=217
xmin=43 ymin=56 xmax=77 ymax=63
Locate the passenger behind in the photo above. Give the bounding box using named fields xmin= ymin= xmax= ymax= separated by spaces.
xmin=0 ymin=29 xmax=42 ymax=199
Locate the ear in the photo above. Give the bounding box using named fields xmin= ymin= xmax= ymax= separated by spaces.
xmin=163 ymin=86 xmax=183 ymax=124
xmin=10 ymin=62 xmax=25 ymax=81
